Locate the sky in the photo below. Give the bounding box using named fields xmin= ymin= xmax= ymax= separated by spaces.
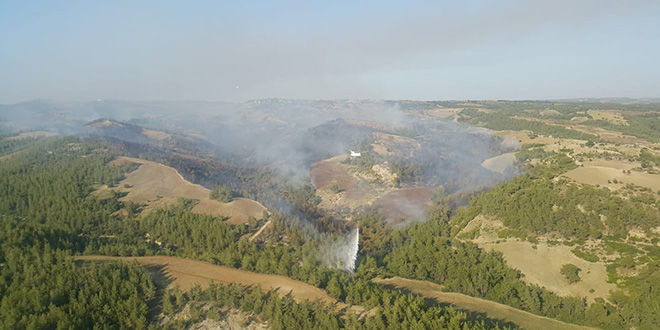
xmin=1 ymin=0 xmax=659 ymax=103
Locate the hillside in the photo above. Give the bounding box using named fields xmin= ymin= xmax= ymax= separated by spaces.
xmin=1 ymin=99 xmax=660 ymax=330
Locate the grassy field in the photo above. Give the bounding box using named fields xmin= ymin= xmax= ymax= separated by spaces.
xmin=141 ymin=128 xmax=172 ymax=141
xmin=478 ymin=241 xmax=615 ymax=303
xmin=564 ymin=160 xmax=660 ymax=192
xmin=97 ymin=157 xmax=266 ymax=224
xmin=587 ymin=110 xmax=628 ymax=126
xmin=374 ymin=277 xmax=598 ymax=330
xmin=371 ymin=132 xmax=421 ymax=157
xmin=75 ymin=255 xmax=337 ymax=305
xmin=3 ymin=131 xmax=58 ymax=141
xmin=481 ymin=152 xmax=516 ymax=174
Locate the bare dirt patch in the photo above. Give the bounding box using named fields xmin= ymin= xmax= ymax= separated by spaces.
xmin=310 ymin=156 xmax=373 ymax=204
xmin=477 ymin=241 xmax=616 ymax=303
xmin=311 ymin=156 xmax=357 ymax=191
xmin=76 ymin=255 xmax=336 ymax=305
xmin=564 ymin=160 xmax=660 ymax=192
xmin=374 ymin=277 xmax=596 ymax=330
xmin=96 ymin=157 xmax=266 ymax=223
xmin=374 ymin=187 xmax=436 ymax=224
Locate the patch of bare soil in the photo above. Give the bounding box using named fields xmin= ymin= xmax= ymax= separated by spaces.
xmin=374 ymin=187 xmax=436 ymax=224
xmin=311 ymin=156 xmax=357 ymax=191
xmin=184 ymin=308 xmax=269 ymax=330
xmin=374 ymin=277 xmax=597 ymax=330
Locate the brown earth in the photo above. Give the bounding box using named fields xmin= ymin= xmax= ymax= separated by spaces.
xmin=374 ymin=187 xmax=436 ymax=224
xmin=96 ymin=157 xmax=266 ymax=223
xmin=310 ymin=156 xmax=371 ymax=201
xmin=374 ymin=277 xmax=597 ymax=330
xmin=311 ymin=156 xmax=357 ymax=191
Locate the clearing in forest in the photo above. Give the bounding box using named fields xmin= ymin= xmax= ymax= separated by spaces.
xmin=3 ymin=131 xmax=58 ymax=141
xmin=481 ymin=152 xmax=517 ymax=174
xmin=374 ymin=277 xmax=598 ymax=330
xmin=371 ymin=132 xmax=421 ymax=157
xmin=76 ymin=256 xmax=336 ymax=305
xmin=477 ymin=241 xmax=615 ymax=303
xmin=311 ymin=156 xmax=374 ymax=210
xmin=586 ymin=110 xmax=628 ymax=126
xmin=564 ymin=160 xmax=660 ymax=192
xmin=373 ymin=187 xmax=436 ymax=224
xmin=97 ymin=156 xmax=266 ymax=224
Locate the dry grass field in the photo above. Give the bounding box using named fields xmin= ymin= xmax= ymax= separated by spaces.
xmin=141 ymin=128 xmax=172 ymax=141
xmin=477 ymin=241 xmax=615 ymax=303
xmin=481 ymin=152 xmax=516 ymax=174
xmin=424 ymin=108 xmax=463 ymax=120
xmin=97 ymin=157 xmax=266 ymax=223
xmin=371 ymin=132 xmax=420 ymax=157
xmin=3 ymin=131 xmax=58 ymax=141
xmin=374 ymin=277 xmax=597 ymax=330
xmin=75 ymin=256 xmax=337 ymax=305
xmin=540 ymin=109 xmax=562 ymax=117
xmin=571 ymin=125 xmax=645 ymax=144
xmin=564 ymin=160 xmax=660 ymax=192
xmin=493 ymin=131 xmax=561 ymax=146
xmin=586 ymin=110 xmax=628 ymax=126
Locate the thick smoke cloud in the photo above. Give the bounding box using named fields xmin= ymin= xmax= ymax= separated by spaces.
xmin=1 ymin=99 xmax=521 ymax=271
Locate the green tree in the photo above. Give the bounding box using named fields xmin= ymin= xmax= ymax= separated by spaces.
xmin=561 ymin=264 xmax=581 ymax=283
xmin=210 ymin=185 xmax=233 ymax=202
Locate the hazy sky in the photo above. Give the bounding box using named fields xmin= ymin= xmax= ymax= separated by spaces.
xmin=1 ymin=0 xmax=659 ymax=103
